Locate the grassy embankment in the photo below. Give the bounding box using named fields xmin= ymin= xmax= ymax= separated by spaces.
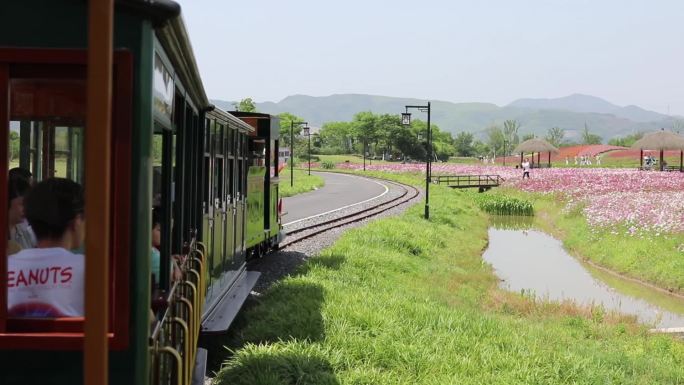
xmin=214 ymin=172 xmax=684 ymax=385
xmin=279 ymin=168 xmax=325 ymax=197
xmin=503 ymin=188 xmax=684 ymax=293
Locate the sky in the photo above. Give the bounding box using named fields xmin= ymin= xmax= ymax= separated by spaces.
xmin=176 ymin=0 xmax=684 ymax=115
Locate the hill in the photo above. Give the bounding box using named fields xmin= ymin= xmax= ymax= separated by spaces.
xmin=212 ymin=94 xmax=678 ymax=141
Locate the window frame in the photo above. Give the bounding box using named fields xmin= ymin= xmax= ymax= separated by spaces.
xmin=0 ymin=48 xmax=133 ymax=350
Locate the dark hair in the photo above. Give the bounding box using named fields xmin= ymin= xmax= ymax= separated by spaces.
xmin=9 ymin=167 xmax=32 ymax=183
xmin=8 ymin=177 xmax=30 ymax=209
xmin=24 ymin=178 xmax=84 ymax=240
xmin=152 ymin=206 xmax=161 ymax=228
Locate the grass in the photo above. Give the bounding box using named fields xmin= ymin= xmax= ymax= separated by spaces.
xmin=475 ymin=192 xmax=534 ymax=216
xmin=517 ymin=190 xmax=684 ymax=293
xmin=279 ymin=168 xmax=325 ymax=198
xmin=213 ymin=173 xmax=684 ymax=385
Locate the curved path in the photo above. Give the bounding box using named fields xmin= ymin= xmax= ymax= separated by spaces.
xmin=282 ymin=171 xmax=388 ymax=225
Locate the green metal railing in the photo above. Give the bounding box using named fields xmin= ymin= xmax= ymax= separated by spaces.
xmin=149 ymin=240 xmax=207 ymax=385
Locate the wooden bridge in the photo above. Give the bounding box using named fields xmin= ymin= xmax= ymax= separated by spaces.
xmin=431 ymin=174 xmax=505 ymax=191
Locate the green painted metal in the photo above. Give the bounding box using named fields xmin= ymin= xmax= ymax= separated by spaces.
xmin=0 ymin=2 xmax=154 ymax=385
xmin=245 ymin=166 xmax=266 ymax=249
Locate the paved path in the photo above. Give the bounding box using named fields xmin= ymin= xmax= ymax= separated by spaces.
xmin=282 ymin=172 xmax=388 ymax=225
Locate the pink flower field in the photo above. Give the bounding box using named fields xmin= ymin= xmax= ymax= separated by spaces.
xmin=337 ymin=162 xmax=684 ymax=235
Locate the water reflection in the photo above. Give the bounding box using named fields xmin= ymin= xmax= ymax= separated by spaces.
xmin=483 ymin=228 xmax=684 ymax=328
xmin=489 ymin=215 xmax=534 ymax=231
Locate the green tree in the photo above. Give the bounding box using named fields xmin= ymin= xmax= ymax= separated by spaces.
xmin=608 ymin=132 xmax=643 ymax=147
xmin=319 ymin=121 xmax=355 ymax=153
xmin=581 ymin=123 xmax=602 ymax=145
xmin=486 ymin=125 xmax=505 ymax=156
xmin=352 ymin=111 xmax=378 ymax=156
xmin=502 ymin=120 xmax=520 ymax=155
xmin=454 ymin=132 xmax=475 ymax=156
xmin=521 ymin=133 xmax=535 ymax=142
xmin=545 ymin=126 xmax=565 ymax=147
xmin=238 ymin=98 xmax=257 ymax=112
xmin=278 ymin=112 xmax=306 ymax=148
xmin=8 ymin=131 xmax=19 ymax=162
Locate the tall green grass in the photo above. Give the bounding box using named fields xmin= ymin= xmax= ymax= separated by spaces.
xmin=214 ymin=175 xmax=684 ymax=385
xmin=476 ymin=192 xmax=534 ymax=216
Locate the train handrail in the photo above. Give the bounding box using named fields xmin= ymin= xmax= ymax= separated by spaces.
xmin=149 ymin=239 xmax=206 ymax=385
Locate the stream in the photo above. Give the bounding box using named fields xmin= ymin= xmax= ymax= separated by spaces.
xmin=483 ymin=220 xmax=684 ymax=329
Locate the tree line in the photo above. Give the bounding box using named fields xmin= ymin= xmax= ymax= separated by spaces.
xmin=234 ymin=98 xmax=614 ymax=160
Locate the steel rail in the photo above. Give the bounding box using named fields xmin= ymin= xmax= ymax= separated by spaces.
xmin=279 ymin=179 xmax=420 ymax=249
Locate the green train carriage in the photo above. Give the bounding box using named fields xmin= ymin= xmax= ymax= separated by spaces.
xmin=0 ymin=1 xmax=283 ymax=384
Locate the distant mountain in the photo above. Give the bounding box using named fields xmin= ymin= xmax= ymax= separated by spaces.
xmin=508 ymin=94 xmax=668 ymax=123
xmin=212 ymin=94 xmax=678 ymax=142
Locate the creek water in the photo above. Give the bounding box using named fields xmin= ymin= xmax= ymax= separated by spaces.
xmin=483 ymin=222 xmax=684 ymax=329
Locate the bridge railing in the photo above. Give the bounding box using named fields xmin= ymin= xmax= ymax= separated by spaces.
xmin=431 ymin=174 xmax=505 ymax=188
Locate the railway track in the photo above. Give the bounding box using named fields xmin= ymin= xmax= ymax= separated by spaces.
xmin=278 ymin=178 xmax=420 ymax=249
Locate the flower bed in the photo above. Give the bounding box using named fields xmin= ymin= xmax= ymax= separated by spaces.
xmin=337 ymin=162 xmax=684 ymax=235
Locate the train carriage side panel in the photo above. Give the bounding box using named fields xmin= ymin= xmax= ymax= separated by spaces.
xmin=0 ymin=2 xmax=159 ymax=385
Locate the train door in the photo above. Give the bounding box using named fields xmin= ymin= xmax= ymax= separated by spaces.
xmin=210 ymin=121 xmax=224 ymax=284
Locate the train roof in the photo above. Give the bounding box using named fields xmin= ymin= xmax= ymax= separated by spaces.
xmin=207 ymin=107 xmax=256 ymax=134
xmin=117 ymin=0 xmax=211 ymax=111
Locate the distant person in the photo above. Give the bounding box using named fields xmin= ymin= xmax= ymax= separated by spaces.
xmin=565 ymin=156 xmax=569 ymax=166
xmin=7 ymin=178 xmax=85 ymax=317
xmin=522 ymin=158 xmax=531 ymax=179
xmin=574 ymin=155 xmax=578 ymax=165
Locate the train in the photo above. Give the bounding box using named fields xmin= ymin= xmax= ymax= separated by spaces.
xmin=0 ymin=1 xmax=284 ymax=384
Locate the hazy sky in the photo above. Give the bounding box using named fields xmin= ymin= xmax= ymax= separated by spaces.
xmin=176 ymin=0 xmax=684 ymax=115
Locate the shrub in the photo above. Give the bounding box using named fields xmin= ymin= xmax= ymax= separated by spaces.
xmin=476 ymin=193 xmax=534 ymax=216
xmin=321 ymin=161 xmax=335 ymax=169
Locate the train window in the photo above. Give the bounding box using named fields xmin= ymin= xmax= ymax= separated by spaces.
xmin=153 ymin=53 xmax=174 ymax=123
xmin=0 ymin=49 xmax=133 ymax=349
xmin=6 ymin=78 xmax=87 ymax=320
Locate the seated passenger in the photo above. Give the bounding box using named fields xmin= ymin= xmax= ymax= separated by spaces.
xmin=151 ymin=207 xmax=182 ymax=289
xmin=9 ymin=168 xmax=37 ymax=249
xmin=9 ymin=167 xmax=34 ymax=186
xmin=151 ymin=207 xmax=161 ymax=286
xmin=7 ymin=177 xmax=33 ymax=254
xmin=7 ymin=178 xmax=85 ymax=317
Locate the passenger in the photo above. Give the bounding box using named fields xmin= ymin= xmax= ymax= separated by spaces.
xmin=7 ymin=178 xmax=85 ymax=317
xmin=151 ymin=206 xmax=182 ymax=289
xmin=9 ymin=168 xmax=37 ymax=248
xmin=151 ymin=207 xmax=162 ymax=286
xmin=9 ymin=167 xmax=33 ymax=186
xmin=7 ymin=177 xmax=33 ymax=254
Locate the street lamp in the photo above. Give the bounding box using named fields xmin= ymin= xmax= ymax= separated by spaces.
xmin=302 ymin=126 xmax=312 ymax=176
xmin=402 ymin=102 xmax=432 ymax=219
xmin=290 ymin=121 xmax=308 ymax=187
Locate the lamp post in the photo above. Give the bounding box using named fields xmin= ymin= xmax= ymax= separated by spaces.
xmin=290 ymin=121 xmax=308 ymax=187
xmin=302 ymin=126 xmax=312 ymax=176
xmin=402 ymin=102 xmax=432 ymax=219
